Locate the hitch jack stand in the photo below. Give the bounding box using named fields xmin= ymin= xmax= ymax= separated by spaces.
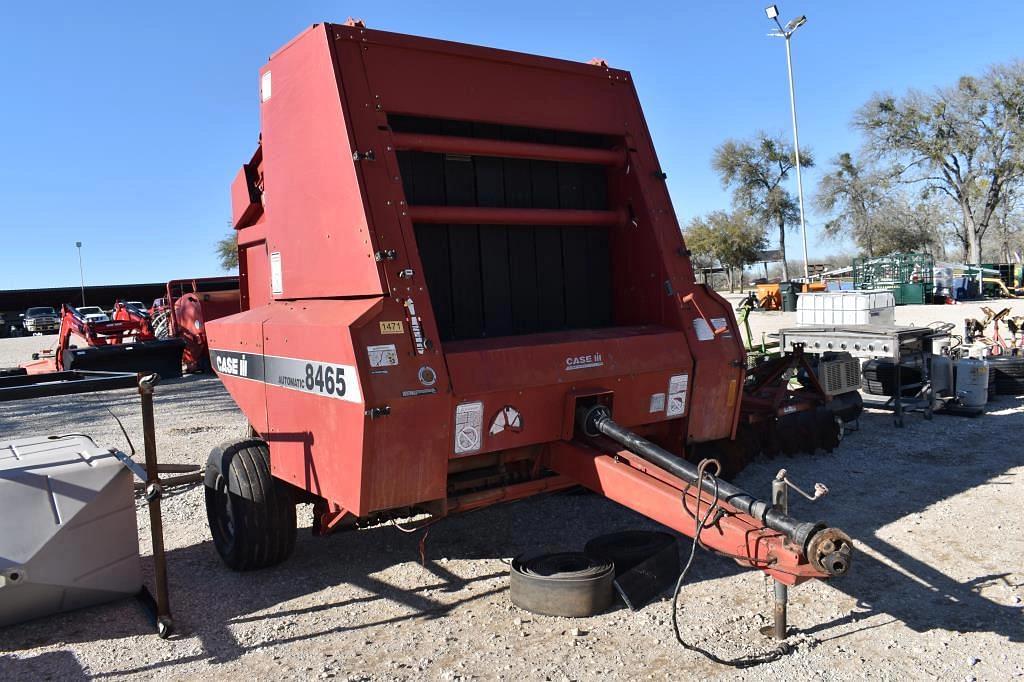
xmin=764 ymin=474 xmax=788 ymax=640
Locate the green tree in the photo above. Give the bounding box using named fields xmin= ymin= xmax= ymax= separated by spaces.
xmin=685 ymin=210 xmax=767 ymax=291
xmin=712 ymin=134 xmax=813 ymax=281
xmin=854 ymin=61 xmax=1024 ymax=264
xmin=217 ymin=232 xmax=238 ymax=270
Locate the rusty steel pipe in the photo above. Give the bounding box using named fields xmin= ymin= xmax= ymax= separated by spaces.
xmin=138 ymin=374 xmax=172 ymax=637
xmin=406 ymin=205 xmax=624 ymax=227
xmin=390 ymin=132 xmax=625 ymax=166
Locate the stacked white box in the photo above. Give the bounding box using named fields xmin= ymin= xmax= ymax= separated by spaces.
xmin=796 ymin=290 xmax=895 ymax=326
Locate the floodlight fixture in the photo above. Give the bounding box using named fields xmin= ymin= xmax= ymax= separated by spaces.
xmin=785 ymin=15 xmax=807 ymax=31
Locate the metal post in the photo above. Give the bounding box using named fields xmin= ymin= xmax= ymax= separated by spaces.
xmin=783 ymin=36 xmax=810 ymax=280
xmin=771 ymin=473 xmax=788 ymax=639
xmin=138 ymin=374 xmax=173 ymax=637
xmin=75 ymin=241 xmax=86 ymax=306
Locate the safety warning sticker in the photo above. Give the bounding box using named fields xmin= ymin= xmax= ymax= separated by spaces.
xmin=270 ymin=252 xmax=283 ymax=295
xmin=649 ymin=392 xmax=666 ymax=413
xmin=367 ymin=344 xmax=398 ymax=368
xmin=454 ymin=401 xmax=483 ymax=455
xmin=489 ymin=406 xmax=522 ymax=435
xmin=666 ymin=374 xmax=688 ymax=417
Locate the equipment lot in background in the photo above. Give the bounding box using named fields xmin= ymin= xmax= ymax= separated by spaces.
xmin=0 ymin=326 xmax=1021 ymax=679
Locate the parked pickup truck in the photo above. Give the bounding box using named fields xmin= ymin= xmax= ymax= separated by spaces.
xmin=76 ymin=306 xmax=110 ymax=324
xmin=23 ymin=306 xmax=60 ymax=334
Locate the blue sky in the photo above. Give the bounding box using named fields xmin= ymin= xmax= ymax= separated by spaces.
xmin=1 ymin=1 xmax=1022 ymax=288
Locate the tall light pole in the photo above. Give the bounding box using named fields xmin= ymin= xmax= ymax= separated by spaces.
xmin=765 ymin=5 xmax=810 ymax=280
xmin=75 ymin=241 xmax=86 ymax=306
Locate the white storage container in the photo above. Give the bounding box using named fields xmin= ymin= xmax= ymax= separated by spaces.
xmin=796 ymin=290 xmax=895 ymax=326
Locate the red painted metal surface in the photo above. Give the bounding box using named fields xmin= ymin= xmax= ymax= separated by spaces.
xmin=204 ymin=24 xmax=838 ymax=587
xmin=162 ymin=278 xmax=241 ymax=372
xmin=390 ymin=132 xmax=625 ymax=166
xmin=546 ymin=441 xmax=825 ymax=585
xmin=406 ymin=206 xmax=624 ymax=227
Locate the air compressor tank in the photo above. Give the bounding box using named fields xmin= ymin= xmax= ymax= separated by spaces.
xmin=955 ymin=357 xmax=989 ymax=408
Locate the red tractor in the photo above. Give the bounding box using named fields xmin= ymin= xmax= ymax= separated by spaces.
xmin=204 ymin=23 xmax=851 ymax=619
xmin=148 ymin=277 xmax=240 ymax=372
xmin=22 ymin=303 xmax=184 ymax=377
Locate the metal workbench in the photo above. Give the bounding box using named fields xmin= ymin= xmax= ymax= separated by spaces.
xmin=777 ymin=325 xmax=947 ymax=426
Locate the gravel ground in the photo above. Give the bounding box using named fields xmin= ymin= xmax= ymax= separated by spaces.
xmin=0 ymin=315 xmax=1022 ymax=681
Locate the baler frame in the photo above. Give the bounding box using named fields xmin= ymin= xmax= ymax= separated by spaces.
xmin=204 ymin=22 xmax=852 ymax=625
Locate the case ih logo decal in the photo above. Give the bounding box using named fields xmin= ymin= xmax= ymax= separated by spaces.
xmin=215 ymin=352 xmax=255 ymax=378
xmin=565 ymin=353 xmax=603 ymax=371
xmin=210 ymin=349 xmax=362 ymax=404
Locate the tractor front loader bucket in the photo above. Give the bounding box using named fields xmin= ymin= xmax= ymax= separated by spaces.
xmin=63 ymin=339 xmax=186 ymax=379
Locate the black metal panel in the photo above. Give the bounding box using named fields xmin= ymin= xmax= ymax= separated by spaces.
xmin=393 ymin=115 xmax=613 ymax=342
xmin=0 ymin=370 xmax=138 ymax=402
xmin=507 ymin=228 xmax=540 ymax=334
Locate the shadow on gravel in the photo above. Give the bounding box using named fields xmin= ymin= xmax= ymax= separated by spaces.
xmin=1 ymin=384 xmax=1022 ymax=677
xmin=0 ymin=489 xmax=738 ymax=678
xmin=0 ymin=374 xmax=236 ymax=435
xmin=0 ymin=650 xmax=89 ymax=681
xmin=785 ymin=402 xmax=1024 ymax=644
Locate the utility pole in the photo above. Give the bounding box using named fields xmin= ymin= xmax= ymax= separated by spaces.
xmin=76 ymin=241 xmax=86 ymax=306
xmin=766 ymin=5 xmax=810 ymax=280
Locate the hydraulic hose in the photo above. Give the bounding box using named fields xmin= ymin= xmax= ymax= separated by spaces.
xmin=575 ymin=404 xmax=851 ymax=576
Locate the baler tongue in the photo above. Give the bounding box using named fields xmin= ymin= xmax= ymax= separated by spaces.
xmin=62 ymin=339 xmax=186 ymax=379
xmin=563 ymin=404 xmax=853 ymax=583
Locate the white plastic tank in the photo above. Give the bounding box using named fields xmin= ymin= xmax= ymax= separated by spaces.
xmin=796 ymin=290 xmax=896 ymax=326
xmin=955 ymin=357 xmax=989 ymax=408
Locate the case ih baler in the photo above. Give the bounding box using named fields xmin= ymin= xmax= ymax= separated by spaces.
xmin=206 ymin=22 xmax=851 ymax=605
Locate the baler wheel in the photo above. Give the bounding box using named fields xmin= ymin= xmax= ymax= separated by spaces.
xmin=204 ymin=439 xmax=297 ymax=571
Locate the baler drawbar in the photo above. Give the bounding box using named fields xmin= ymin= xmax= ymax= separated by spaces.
xmin=203 ymin=20 xmax=853 ymax=655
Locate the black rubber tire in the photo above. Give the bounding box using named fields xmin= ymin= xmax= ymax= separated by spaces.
xmin=510 ymin=552 xmax=614 ymax=617
xmin=989 ymin=356 xmax=1024 ymax=395
xmin=862 ymin=359 xmax=922 ymax=397
xmin=204 ymin=439 xmax=297 ymax=571
xmin=584 ymin=531 xmax=677 ymax=576
xmin=829 ymin=391 xmax=864 ymax=423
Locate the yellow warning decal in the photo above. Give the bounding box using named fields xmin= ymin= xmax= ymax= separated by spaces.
xmin=379 ymin=321 xmax=404 ymax=334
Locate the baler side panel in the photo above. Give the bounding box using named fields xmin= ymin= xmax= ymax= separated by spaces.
xmin=260 ymin=300 xmax=376 ymax=513
xmin=259 ymin=25 xmax=383 ymax=300
xmin=613 ymin=83 xmax=746 ymax=442
xmin=349 ymin=298 xmax=451 ymax=512
xmin=329 ymin=38 xmax=427 ymax=301
xmin=239 ymin=237 xmax=270 ymax=311
xmin=205 ymin=308 xmax=271 ymax=434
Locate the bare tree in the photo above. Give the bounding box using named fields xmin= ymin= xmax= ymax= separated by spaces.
xmin=855 ymin=61 xmax=1024 ymax=264
xmin=815 ymin=152 xmax=889 ymax=257
xmin=712 ymin=134 xmax=812 ymax=281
